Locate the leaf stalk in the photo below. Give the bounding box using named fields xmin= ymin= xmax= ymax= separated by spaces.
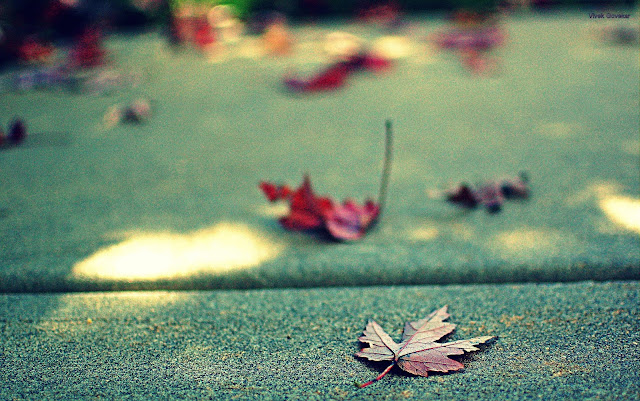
xmin=356 ymin=362 xmax=396 ymax=389
xmin=377 ymin=119 xmax=393 ymax=215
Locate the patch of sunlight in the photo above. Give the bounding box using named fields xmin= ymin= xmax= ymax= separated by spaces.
xmin=257 ymin=203 xmax=290 ymax=218
xmin=53 ymin=291 xmax=183 ymax=315
xmin=72 ymin=222 xmax=282 ymax=280
xmin=492 ymin=228 xmax=579 ymax=260
xmin=599 ymin=195 xmax=640 ymax=234
xmin=409 ymin=226 xmax=439 ymax=241
xmin=534 ymin=122 xmax=581 ymax=138
xmin=450 ymin=223 xmax=475 ymax=241
xmin=371 ymin=36 xmax=416 ymax=60
xmin=566 ymin=181 xmax=622 ymax=206
xmin=205 ymin=47 xmax=230 ymax=64
xmin=237 ymin=38 xmax=266 ymax=60
xmin=567 ymin=182 xmax=640 ymax=234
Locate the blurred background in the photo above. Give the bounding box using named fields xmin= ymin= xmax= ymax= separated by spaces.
xmin=0 ymin=1 xmax=637 ymax=63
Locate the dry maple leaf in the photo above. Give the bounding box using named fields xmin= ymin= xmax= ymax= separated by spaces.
xmin=355 ymin=306 xmax=495 ymax=388
xmin=445 ymin=172 xmax=530 ymax=213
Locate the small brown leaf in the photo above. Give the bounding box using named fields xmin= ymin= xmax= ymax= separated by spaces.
xmin=355 ymin=306 xmax=496 ymax=388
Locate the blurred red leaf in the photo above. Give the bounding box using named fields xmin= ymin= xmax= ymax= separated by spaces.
xmin=284 ymin=52 xmax=391 ymax=93
xmin=324 ymin=199 xmax=380 ymax=241
xmin=259 ymin=182 xmax=292 ymax=202
xmin=260 ymin=175 xmax=379 ymax=241
xmin=1 ymin=119 xmax=27 ymax=147
xmin=260 ymin=121 xmax=392 ymax=241
xmin=355 ymin=306 xmax=496 ymax=388
xmin=284 ymin=64 xmax=349 ymax=92
xmin=446 ymin=172 xmax=529 ymax=213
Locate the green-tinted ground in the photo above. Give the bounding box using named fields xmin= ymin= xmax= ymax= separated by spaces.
xmin=1 ymin=10 xmax=639 ymax=400
xmin=1 ymin=281 xmax=638 ymax=400
xmin=1 ymin=11 xmax=639 ymax=293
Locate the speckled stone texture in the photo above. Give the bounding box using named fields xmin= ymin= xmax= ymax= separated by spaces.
xmin=1 ymin=281 xmax=638 ymax=399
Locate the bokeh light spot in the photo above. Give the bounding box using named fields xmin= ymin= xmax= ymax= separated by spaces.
xmin=73 ymin=223 xmax=282 ymax=280
xmin=600 ymin=196 xmax=640 ymax=234
xmin=409 ymin=226 xmax=439 ymax=241
xmin=491 ymin=228 xmax=581 ymax=261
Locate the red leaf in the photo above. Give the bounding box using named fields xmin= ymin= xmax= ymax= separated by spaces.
xmin=446 ymin=172 xmax=529 ymax=213
xmin=446 ymin=184 xmax=478 ymax=208
xmin=324 ymin=200 xmax=380 ymax=241
xmin=362 ymin=54 xmax=392 ymax=72
xmin=284 ymin=52 xmax=391 ymax=93
xmin=500 ymin=172 xmax=529 ymax=199
xmin=284 ymin=64 xmax=350 ymax=92
xmin=7 ymin=119 xmax=27 ymax=145
xmin=259 ymin=182 xmax=280 ymax=202
xmin=280 ymin=209 xmax=324 ymax=230
xmin=261 ymin=175 xmax=378 ymax=240
xmin=277 ymin=176 xmax=328 ymax=231
xmin=259 ymin=182 xmax=292 ymax=202
xmin=355 ymin=306 xmax=495 ymax=388
xmin=260 ymin=121 xmax=393 ymax=242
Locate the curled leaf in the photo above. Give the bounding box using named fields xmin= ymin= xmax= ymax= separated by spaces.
xmin=1 ymin=119 xmax=27 ymax=148
xmin=446 ymin=172 xmax=529 ymax=213
xmin=324 ymin=200 xmax=380 ymax=241
xmin=260 ymin=175 xmax=379 ymax=241
xmin=260 ymin=121 xmax=393 ymax=241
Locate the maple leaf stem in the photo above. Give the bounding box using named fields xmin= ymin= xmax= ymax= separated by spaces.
xmin=356 ymin=362 xmax=396 ymax=389
xmin=377 ymin=119 xmax=393 ymax=215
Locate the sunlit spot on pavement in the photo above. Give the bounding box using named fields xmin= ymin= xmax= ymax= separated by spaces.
xmin=256 ymin=203 xmax=290 ymax=218
xmin=409 ymin=226 xmax=439 ymax=241
xmin=72 ymin=222 xmax=282 ymax=280
xmin=371 ymin=36 xmax=416 ymax=60
xmin=600 ymin=195 xmax=640 ymax=234
xmin=491 ymin=228 xmax=581 ymax=261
